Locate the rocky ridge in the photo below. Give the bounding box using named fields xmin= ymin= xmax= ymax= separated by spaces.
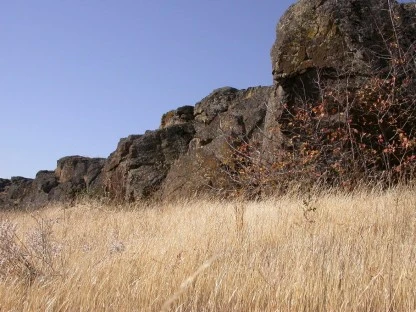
xmin=1 ymin=0 xmax=415 ymax=209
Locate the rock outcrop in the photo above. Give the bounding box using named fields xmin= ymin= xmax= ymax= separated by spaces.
xmin=103 ymin=123 xmax=195 ymax=201
xmin=0 ymin=178 xmax=11 ymax=193
xmin=159 ymin=86 xmax=272 ymax=199
xmin=1 ymin=0 xmax=415 ymax=209
xmin=0 ymin=157 xmax=105 ymax=209
xmin=265 ymin=0 xmax=416 ymax=188
xmin=160 ymin=106 xmax=194 ymax=129
xmin=271 ymin=0 xmax=416 ymax=83
xmin=49 ymin=156 xmax=106 ymax=203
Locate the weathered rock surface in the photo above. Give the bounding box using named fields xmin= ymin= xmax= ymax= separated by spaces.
xmin=271 ymin=0 xmax=415 ymax=83
xmin=6 ymin=177 xmax=34 ymax=206
xmin=160 ymin=106 xmax=194 ymax=129
xmin=0 ymin=178 xmax=11 ymax=193
xmin=55 ymin=156 xmax=105 ymax=186
xmin=1 ymin=0 xmax=415 ymax=208
xmin=265 ymin=0 xmax=416 ymax=163
xmin=0 ymin=157 xmax=105 ymax=209
xmin=159 ymin=86 xmax=272 ymax=199
xmin=103 ymin=123 xmax=195 ymax=201
xmin=46 ymin=156 xmax=106 ymax=203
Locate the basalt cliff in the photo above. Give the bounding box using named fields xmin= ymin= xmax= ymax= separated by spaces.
xmin=1 ymin=0 xmax=415 ymax=209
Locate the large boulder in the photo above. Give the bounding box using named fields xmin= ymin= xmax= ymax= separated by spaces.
xmin=271 ymin=0 xmax=415 ymax=83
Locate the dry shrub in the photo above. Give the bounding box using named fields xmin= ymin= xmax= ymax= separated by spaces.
xmin=0 ymin=214 xmax=63 ymax=283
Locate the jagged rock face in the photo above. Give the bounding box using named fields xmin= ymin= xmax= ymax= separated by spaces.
xmin=26 ymin=171 xmax=58 ymax=206
xmin=0 ymin=85 xmax=271 ymax=208
xmin=0 ymin=157 xmax=105 ymax=209
xmin=271 ymin=0 xmax=414 ymax=83
xmin=0 ymin=179 xmax=8 ymax=207
xmin=5 ymin=177 xmax=33 ymax=204
xmin=1 ymin=175 xmax=55 ymax=209
xmin=34 ymin=170 xmax=58 ymax=194
xmin=0 ymin=178 xmax=11 ymax=193
xmin=193 ymin=86 xmax=270 ymax=161
xmin=160 ymin=106 xmax=194 ymax=129
xmin=160 ymin=86 xmax=272 ymax=199
xmin=268 ymin=0 xmax=416 ymax=151
xmin=104 ymin=123 xmax=195 ymax=201
xmin=48 ymin=156 xmax=106 ymax=202
xmin=266 ymin=0 xmax=416 ymax=189
xmin=55 ymin=156 xmax=105 ymax=186
xmin=101 ymin=86 xmax=271 ymax=201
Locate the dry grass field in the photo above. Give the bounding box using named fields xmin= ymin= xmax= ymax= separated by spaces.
xmin=1 ymin=186 xmax=416 ymax=311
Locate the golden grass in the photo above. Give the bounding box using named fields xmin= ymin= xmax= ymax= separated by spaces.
xmin=1 ymin=187 xmax=416 ymax=311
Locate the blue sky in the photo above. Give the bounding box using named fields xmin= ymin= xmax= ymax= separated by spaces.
xmin=1 ymin=0 xmax=296 ymax=179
